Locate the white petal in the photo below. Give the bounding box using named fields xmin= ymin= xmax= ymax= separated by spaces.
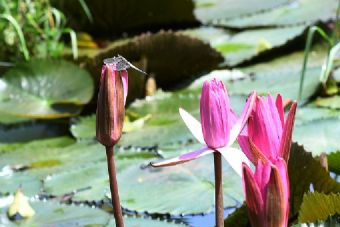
xmin=218 ymin=147 xmax=250 ymax=176
xmin=179 ymin=108 xmax=205 ymax=144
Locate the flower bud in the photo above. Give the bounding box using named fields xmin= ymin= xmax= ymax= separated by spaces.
xmin=200 ymin=79 xmax=231 ymax=149
xmin=96 ymin=64 xmax=126 ymax=147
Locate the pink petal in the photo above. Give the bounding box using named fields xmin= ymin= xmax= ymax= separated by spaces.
xmin=179 ymin=108 xmax=205 ymax=145
xmin=200 ymin=79 xmax=230 ymax=148
xmin=242 ymin=163 xmax=265 ymax=227
xmin=120 ymin=70 xmax=128 ymax=105
xmin=279 ymin=101 xmax=297 ymax=162
xmin=151 ymin=147 xmax=213 ymax=167
xmin=273 ymin=159 xmax=290 ymax=227
xmin=228 ymin=91 xmax=256 ymax=147
xmin=275 ymin=94 xmax=285 ymax=128
xmin=266 ymin=163 xmax=288 ymax=227
xmin=218 ymin=147 xmax=250 ymax=176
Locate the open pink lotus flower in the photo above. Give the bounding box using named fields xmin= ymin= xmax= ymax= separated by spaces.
xmin=238 ymin=94 xmax=297 ymax=164
xmin=152 ymin=79 xmax=256 ymax=176
xmin=242 ymin=159 xmax=289 ymax=227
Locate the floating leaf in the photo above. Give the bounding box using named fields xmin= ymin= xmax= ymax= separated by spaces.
xmin=314 ymin=96 xmax=340 ymax=109
xmin=0 ymin=172 xmax=41 ymax=197
xmin=44 ymin=149 xmax=156 ymax=202
xmin=0 ymin=136 xmax=74 ymax=153
xmin=217 ymin=0 xmax=337 ymax=28
xmin=118 ymin=155 xmax=243 ymax=215
xmin=298 ymin=192 xmax=340 ymax=223
xmin=295 ymin=106 xmax=340 ymax=126
xmin=182 ymin=25 xmax=306 ymax=66
xmin=193 ymin=0 xmax=289 ymax=24
xmin=1 ymin=200 xmax=186 ymax=227
xmin=0 ymin=201 xmax=109 ymax=227
xmin=0 ymin=59 xmax=94 ymax=118
xmin=293 ymin=117 xmax=340 ymax=155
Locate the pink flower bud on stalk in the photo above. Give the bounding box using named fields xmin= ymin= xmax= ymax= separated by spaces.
xmin=96 ymin=60 xmax=129 ymax=227
xmin=152 ymin=79 xmax=256 ymax=227
xmin=239 ymin=94 xmax=297 ymax=227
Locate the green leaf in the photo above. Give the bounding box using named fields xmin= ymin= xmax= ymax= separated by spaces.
xmin=288 ymin=143 xmax=340 ymax=218
xmin=118 ymin=155 xmax=243 ymax=215
xmin=0 ymin=136 xmax=74 ymax=153
xmin=314 ymin=96 xmax=340 ymax=109
xmin=193 ymin=0 xmax=289 ymax=23
xmin=45 ymin=154 xmax=243 ymax=215
xmin=295 ymin=106 xmax=340 ymax=126
xmin=0 ymin=59 xmax=94 ymax=119
xmin=298 ymin=192 xmax=340 ymax=223
xmin=217 ymin=0 xmax=338 ymax=28
xmin=327 ymin=151 xmax=340 ymax=174
xmin=0 ymin=200 xmax=187 ymax=227
xmin=43 ymin=149 xmax=156 ymax=202
xmin=293 ymin=117 xmax=340 ymax=155
xmin=0 ymin=172 xmax=42 ymax=197
xmin=182 ymin=25 xmax=306 ymax=66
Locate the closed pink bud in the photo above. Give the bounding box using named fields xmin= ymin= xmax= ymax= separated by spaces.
xmin=242 ymin=159 xmax=289 ymax=227
xmin=200 ymin=79 xmax=231 ymax=149
xmin=96 ymin=64 xmax=128 ymax=147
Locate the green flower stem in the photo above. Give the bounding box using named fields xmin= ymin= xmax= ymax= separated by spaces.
xmin=106 ymin=146 xmax=125 ymax=227
xmin=214 ymin=152 xmax=224 ymax=227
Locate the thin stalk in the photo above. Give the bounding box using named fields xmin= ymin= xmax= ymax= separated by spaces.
xmin=106 ymin=146 xmax=124 ymax=227
xmin=214 ymin=152 xmax=224 ymax=227
xmin=298 ymin=26 xmax=332 ymax=101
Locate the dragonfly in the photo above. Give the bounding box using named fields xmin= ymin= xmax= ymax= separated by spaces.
xmin=103 ymin=55 xmax=147 ymax=75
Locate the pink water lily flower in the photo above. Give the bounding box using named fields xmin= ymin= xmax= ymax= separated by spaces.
xmin=242 ymin=159 xmax=289 ymax=227
xmin=238 ymin=94 xmax=297 ymax=164
xmin=152 ymin=79 xmax=256 ymax=176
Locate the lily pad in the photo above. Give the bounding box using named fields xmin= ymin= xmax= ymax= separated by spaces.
xmin=222 ymin=46 xmax=328 ymax=102
xmin=314 ymin=96 xmax=340 ymax=109
xmin=0 ymin=200 xmax=187 ymax=227
xmin=0 ymin=136 xmax=74 ymax=153
xmin=0 ymin=172 xmax=42 ymax=197
xmin=0 ymin=59 xmax=94 ymax=118
xmin=295 ymin=106 xmax=340 ymax=126
xmin=182 ymin=25 xmax=306 ymax=66
xmin=45 ymin=155 xmax=243 ymax=215
xmin=293 ymin=117 xmax=340 ymax=155
xmin=217 ymin=0 xmax=337 ymax=28
xmin=194 ymin=0 xmax=289 ymax=24
xmin=118 ymin=155 xmax=243 ymax=215
xmin=43 ymin=149 xmax=156 ymax=202
xmin=326 ymin=151 xmax=340 ymax=174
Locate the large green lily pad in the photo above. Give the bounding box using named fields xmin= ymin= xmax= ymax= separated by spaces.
xmin=118 ymin=155 xmax=243 ymax=215
xmin=0 ymin=200 xmax=186 ymax=227
xmin=182 ymin=25 xmax=306 ymax=66
xmin=217 ymin=0 xmax=337 ymax=28
xmin=193 ymin=0 xmax=289 ymax=24
xmin=45 ymin=155 xmax=243 ymax=215
xmin=293 ymin=117 xmax=340 ymax=155
xmin=0 ymin=60 xmax=94 ymax=118
xmin=43 ymin=150 xmax=156 ymax=202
